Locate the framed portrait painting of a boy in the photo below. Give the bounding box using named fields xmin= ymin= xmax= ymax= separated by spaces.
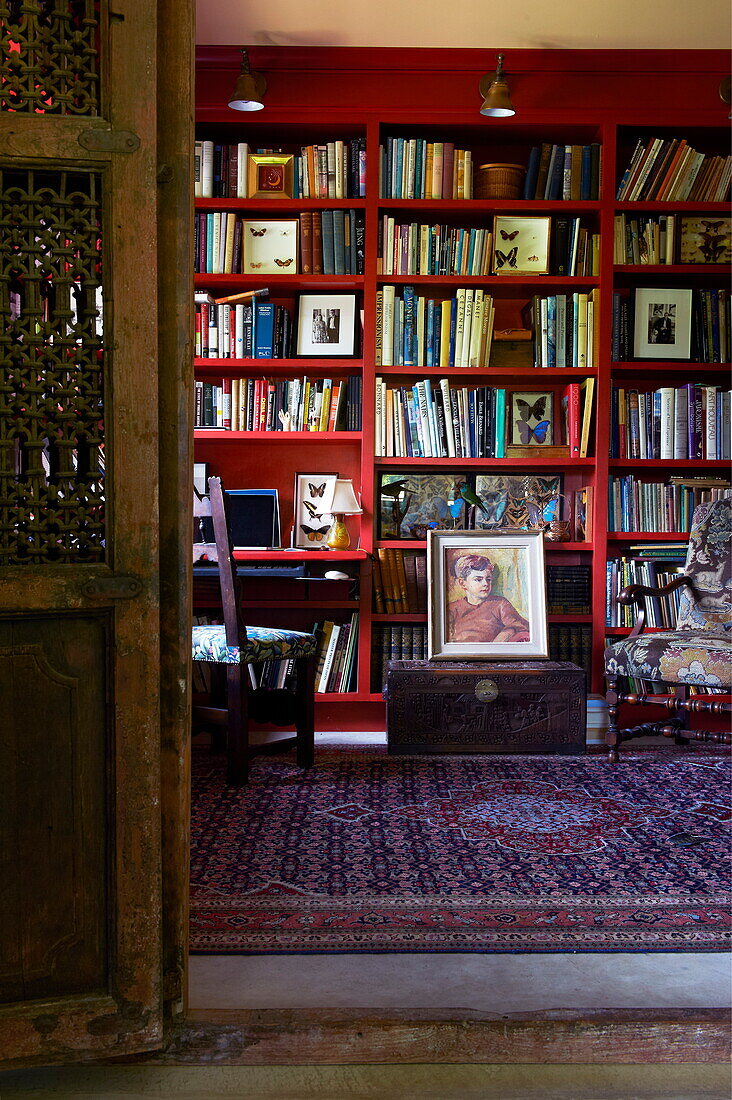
xmin=427 ymin=529 xmax=548 ymax=659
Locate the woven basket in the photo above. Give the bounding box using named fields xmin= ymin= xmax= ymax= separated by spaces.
xmin=474 ymin=162 xmax=526 ymax=200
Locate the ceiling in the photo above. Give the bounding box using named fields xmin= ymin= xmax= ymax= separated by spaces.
xmin=196 ymin=0 xmax=729 ymax=49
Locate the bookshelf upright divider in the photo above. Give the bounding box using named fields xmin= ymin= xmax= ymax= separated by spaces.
xmin=194 ymin=48 xmax=731 ymax=727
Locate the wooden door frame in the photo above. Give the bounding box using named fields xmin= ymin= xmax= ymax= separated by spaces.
xmin=155 ymin=27 xmax=731 ymax=1060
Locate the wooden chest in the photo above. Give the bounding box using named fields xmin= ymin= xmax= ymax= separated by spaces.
xmin=385 ymin=660 xmax=586 ymax=755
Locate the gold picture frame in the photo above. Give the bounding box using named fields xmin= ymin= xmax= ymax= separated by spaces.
xmin=247 ymin=154 xmax=295 ymax=199
xmin=492 ymin=215 xmax=551 ymax=275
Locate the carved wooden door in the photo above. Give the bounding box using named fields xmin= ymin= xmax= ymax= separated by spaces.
xmin=0 ymin=0 xmax=164 ymax=1064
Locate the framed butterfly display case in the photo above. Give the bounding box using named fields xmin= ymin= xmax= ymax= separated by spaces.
xmin=241 ymin=219 xmax=298 ymax=274
xmin=293 ymin=472 xmax=337 ymax=548
xmin=492 ymin=216 xmax=551 ymax=275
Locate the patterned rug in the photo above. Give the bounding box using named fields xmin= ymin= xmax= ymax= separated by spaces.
xmin=190 ymin=747 xmax=731 ymax=953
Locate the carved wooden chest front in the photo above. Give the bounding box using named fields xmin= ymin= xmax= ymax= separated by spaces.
xmin=385 ymin=660 xmax=586 ymax=755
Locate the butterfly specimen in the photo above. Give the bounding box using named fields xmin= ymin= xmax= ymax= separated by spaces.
xmin=302 ymin=500 xmax=322 ymax=517
xmin=495 ymin=246 xmax=518 ymax=269
xmin=527 ymin=255 xmax=538 ymax=262
xmin=248 ymin=261 xmax=264 ymax=268
xmin=500 ymin=229 xmax=519 ymax=241
xmin=309 ymin=482 xmax=326 ymax=497
xmin=274 ymin=257 xmax=293 ymax=267
xmin=516 ymin=396 xmax=548 ymax=421
xmin=249 ymin=227 xmax=267 ymax=236
xmin=300 ymin=522 xmax=330 ymax=542
xmin=478 ymin=489 xmax=509 ymax=526
xmin=516 ymin=419 xmax=551 ymax=444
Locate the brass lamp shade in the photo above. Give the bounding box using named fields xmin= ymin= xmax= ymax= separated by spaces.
xmin=228 ymin=49 xmax=266 ymax=112
xmin=479 ymin=54 xmax=515 ymax=118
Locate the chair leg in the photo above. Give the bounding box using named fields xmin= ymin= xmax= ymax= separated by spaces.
xmin=294 ymin=654 xmax=316 ymax=769
xmin=606 ymin=674 xmax=620 ymax=762
xmin=226 ymin=663 xmax=249 ymax=784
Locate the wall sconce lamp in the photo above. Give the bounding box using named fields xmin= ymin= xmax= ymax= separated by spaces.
xmin=322 ymin=479 xmax=363 ymax=551
xmin=479 ymin=54 xmax=515 ymax=118
xmin=228 ymin=48 xmax=267 ymax=112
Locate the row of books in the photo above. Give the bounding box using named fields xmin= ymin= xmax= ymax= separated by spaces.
xmin=196 ymin=296 xmax=290 ymax=360
xmin=548 ymin=624 xmax=592 ymax=676
xmin=523 ymin=143 xmax=602 ymax=201
xmin=373 ymin=548 xmax=427 ymax=613
xmin=605 ymin=554 xmax=687 ymax=629
xmin=194 ymin=375 xmax=362 ymax=432
xmin=377 ymin=215 xmax=599 ymax=278
xmin=378 ymin=218 xmax=494 ymax=278
xmin=616 ymin=137 xmax=731 ymax=202
xmin=314 ymin=614 xmax=359 ymax=694
xmin=606 ymin=661 xmax=726 ymax=696
xmin=379 ymin=139 xmax=474 ymax=200
xmin=194 ymin=212 xmax=249 ymax=275
xmin=194 ymin=138 xmax=367 ymax=199
xmin=613 ymin=213 xmax=678 ymax=266
xmin=612 ymin=288 xmax=730 ymax=364
xmin=376 ymin=286 xmax=496 ymax=369
xmin=195 ymin=294 xmax=291 ymax=359
xmin=371 ymin=625 xmax=427 ymax=691
xmin=298 ymin=209 xmax=365 ymax=275
xmin=607 ymin=476 xmax=731 ymax=533
xmin=610 ymin=384 xmax=732 ymax=461
xmin=375 ymin=380 xmax=506 ymax=459
xmin=522 ymin=291 xmax=600 ymax=370
xmin=546 ymin=564 xmax=592 ymax=615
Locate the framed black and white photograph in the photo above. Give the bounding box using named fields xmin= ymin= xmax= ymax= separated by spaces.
xmin=633 ymin=287 xmax=693 ymax=359
xmin=293 ymin=472 xmax=337 ymax=547
xmin=427 ymin=529 xmax=548 ymax=660
xmin=296 ymin=294 xmax=357 ymax=357
xmin=492 ymin=215 xmax=551 ymax=275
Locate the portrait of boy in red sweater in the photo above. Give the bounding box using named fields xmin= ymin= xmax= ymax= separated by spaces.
xmin=447 ymin=552 xmax=530 ymax=644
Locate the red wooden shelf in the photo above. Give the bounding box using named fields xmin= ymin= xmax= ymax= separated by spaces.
xmin=609 ymin=459 xmax=729 ymax=468
xmin=379 ymin=275 xmax=600 ymax=288
xmin=605 ymin=626 xmax=669 ymax=635
xmin=232 ymin=549 xmax=368 ymax=561
xmin=374 ymin=538 xmax=593 ymax=551
xmin=378 ymin=199 xmax=602 ymax=213
xmin=375 ymin=456 xmax=595 ymax=467
xmin=376 ymin=366 xmax=597 ymax=379
xmin=194 ymin=274 xmax=364 ymax=290
xmin=613 ymin=264 xmax=730 ymax=275
xmin=615 ymin=201 xmax=730 ymax=212
xmin=195 ymin=430 xmax=361 ymax=442
xmin=195 ymin=357 xmax=363 ymax=374
xmin=196 ymin=197 xmax=366 ymax=211
xmin=607 ymin=532 xmax=690 ymax=541
xmin=611 ymin=361 xmax=730 ymax=372
xmin=316 ymin=692 xmax=384 ymax=703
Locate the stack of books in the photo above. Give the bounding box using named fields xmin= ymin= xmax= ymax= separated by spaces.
xmin=379 ymin=138 xmax=473 ymax=199
xmin=372 ymin=624 xmax=428 ymax=691
xmin=547 ymin=624 xmax=592 ymax=674
xmin=606 ymin=553 xmax=687 ymax=628
xmin=522 ymin=291 xmax=600 ymax=370
xmin=296 ymin=138 xmax=366 ymax=198
xmin=194 ymin=140 xmax=249 ymax=198
xmin=376 ymin=285 xmax=495 ymax=369
xmin=375 ymin=379 xmax=508 ymax=459
xmin=523 ymin=143 xmax=602 ymax=200
xmin=314 ymin=613 xmax=359 ymax=694
xmin=613 ymin=214 xmax=676 ymax=265
xmin=373 ymin=549 xmax=427 ymax=613
xmin=194 ymin=375 xmax=362 ymax=432
xmin=611 ymin=384 xmax=732 ymax=461
xmin=378 ymin=217 xmax=493 ymax=277
xmin=546 ymin=564 xmax=591 ymax=614
xmin=616 ymin=137 xmax=731 ymax=202
xmin=195 ymin=292 xmax=291 ymax=360
xmin=298 ymin=210 xmax=365 ymax=275
xmin=608 ymin=476 xmax=731 ymax=532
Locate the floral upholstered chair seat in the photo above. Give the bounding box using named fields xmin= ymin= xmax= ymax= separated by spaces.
xmin=604 ymin=496 xmax=732 ymax=759
xmin=192 ymin=623 xmax=317 ymax=665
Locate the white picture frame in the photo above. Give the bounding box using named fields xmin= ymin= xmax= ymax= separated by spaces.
xmin=427 ymin=528 xmax=548 ymax=660
xmin=293 ymin=472 xmax=337 ymax=548
xmin=633 ymin=287 xmax=693 ymax=360
xmin=241 ymin=219 xmax=298 ymax=275
xmin=296 ymin=294 xmax=357 ymax=357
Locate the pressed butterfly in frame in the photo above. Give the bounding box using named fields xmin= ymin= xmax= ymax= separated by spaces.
xmin=309 ymin=482 xmax=326 ymax=497
xmin=274 ymin=257 xmax=293 ymax=267
xmin=249 ymin=227 xmax=267 ymax=237
xmin=516 ymin=419 xmax=551 ymax=445
xmin=500 ymin=229 xmax=519 ymax=241
xmin=495 ymin=246 xmax=518 ymax=269
xmin=517 ymin=396 xmax=548 ymax=421
xmin=300 ymin=522 xmax=330 ymax=542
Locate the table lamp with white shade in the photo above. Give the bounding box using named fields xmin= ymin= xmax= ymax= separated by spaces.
xmin=322 ymin=478 xmax=363 ymax=550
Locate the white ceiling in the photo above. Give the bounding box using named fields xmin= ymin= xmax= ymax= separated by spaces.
xmin=196 ymin=0 xmax=730 ymax=49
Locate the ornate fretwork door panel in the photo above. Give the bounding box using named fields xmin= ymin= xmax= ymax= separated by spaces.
xmin=0 ymin=0 xmax=163 ymax=1065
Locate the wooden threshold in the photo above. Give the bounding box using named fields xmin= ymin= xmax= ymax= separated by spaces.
xmin=108 ymin=1007 xmax=731 ymax=1065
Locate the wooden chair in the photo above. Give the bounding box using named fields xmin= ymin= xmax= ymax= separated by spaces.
xmin=605 ymin=496 xmax=732 ymax=761
xmin=192 ymin=476 xmax=317 ymax=783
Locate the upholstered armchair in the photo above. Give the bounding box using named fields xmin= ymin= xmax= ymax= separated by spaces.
xmin=604 ymin=496 xmax=732 ymax=761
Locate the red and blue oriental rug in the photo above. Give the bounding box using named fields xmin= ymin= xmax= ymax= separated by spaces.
xmin=190 ymin=748 xmax=731 ymax=953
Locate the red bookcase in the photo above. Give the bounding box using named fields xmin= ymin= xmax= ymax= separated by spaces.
xmin=194 ymin=47 xmax=730 ymax=730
